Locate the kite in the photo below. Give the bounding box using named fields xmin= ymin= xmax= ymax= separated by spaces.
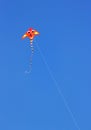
xmin=22 ymin=28 xmax=39 ymax=73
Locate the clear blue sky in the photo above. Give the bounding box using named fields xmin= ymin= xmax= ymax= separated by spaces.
xmin=0 ymin=0 xmax=91 ymax=130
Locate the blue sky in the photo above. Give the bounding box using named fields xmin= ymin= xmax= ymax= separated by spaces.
xmin=0 ymin=0 xmax=91 ymax=130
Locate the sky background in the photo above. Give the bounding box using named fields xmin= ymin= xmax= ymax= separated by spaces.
xmin=0 ymin=0 xmax=91 ymax=130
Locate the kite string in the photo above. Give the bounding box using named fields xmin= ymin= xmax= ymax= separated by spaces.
xmin=36 ymin=43 xmax=81 ymax=130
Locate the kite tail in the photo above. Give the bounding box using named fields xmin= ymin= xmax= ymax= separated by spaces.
xmin=25 ymin=40 xmax=34 ymax=74
xmin=30 ymin=40 xmax=34 ymax=56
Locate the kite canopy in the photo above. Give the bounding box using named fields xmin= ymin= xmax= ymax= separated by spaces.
xmin=22 ymin=28 xmax=39 ymax=40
